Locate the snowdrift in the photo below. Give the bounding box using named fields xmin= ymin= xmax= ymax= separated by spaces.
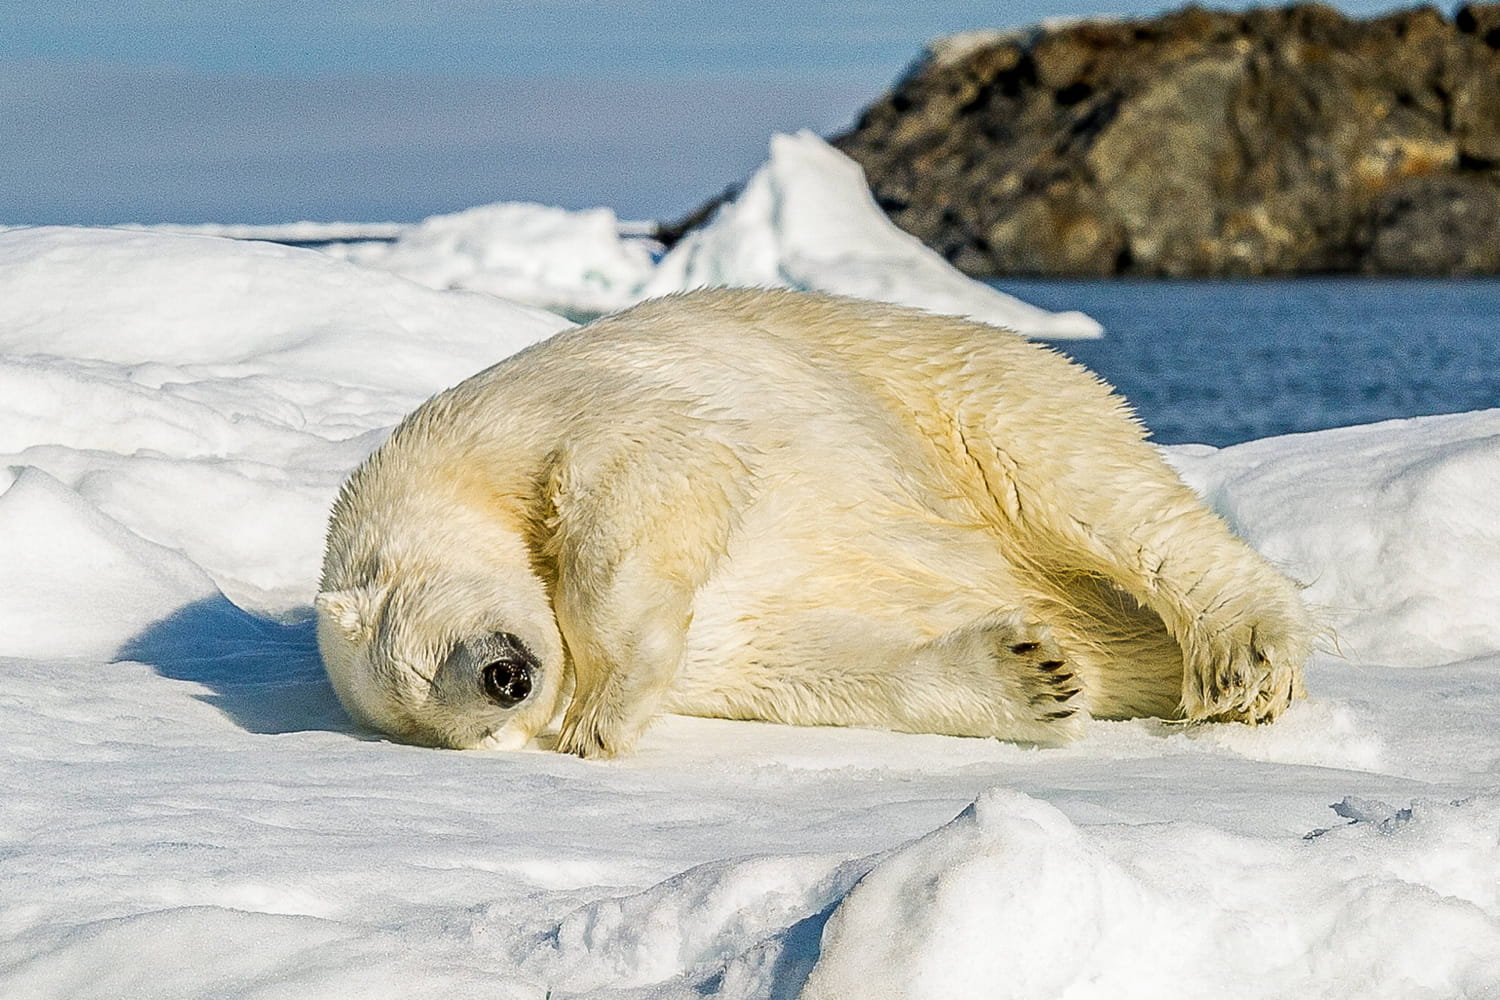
xmin=1169 ymin=410 xmax=1500 ymax=668
xmin=327 ymin=202 xmax=659 ymax=320
xmin=0 ymin=226 xmax=569 ymax=618
xmin=0 ymin=227 xmax=1496 ymax=998
xmin=643 ymin=132 xmax=1102 ymax=338
xmin=800 ymin=790 xmax=1500 ymax=999
xmin=303 ymin=133 xmax=1103 ymax=337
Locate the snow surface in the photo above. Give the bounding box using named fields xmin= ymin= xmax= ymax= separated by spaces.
xmin=326 ymin=203 xmax=660 ymax=320
xmin=0 ymin=226 xmax=570 ymax=625
xmin=1 ymin=227 xmax=1497 ymax=998
xmin=643 ymin=132 xmax=1103 ymax=338
xmin=284 ymin=133 xmax=1102 ymax=337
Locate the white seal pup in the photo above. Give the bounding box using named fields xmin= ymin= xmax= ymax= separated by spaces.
xmin=317 ymin=288 xmax=1313 ymax=757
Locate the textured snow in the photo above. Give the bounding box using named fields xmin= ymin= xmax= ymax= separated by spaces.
xmin=644 ymin=132 xmax=1103 ymax=338
xmin=287 ymin=133 xmax=1103 ymax=337
xmin=0 ymin=226 xmax=1496 ymax=999
xmin=327 ymin=202 xmax=660 ymax=319
xmin=804 ymin=789 xmax=1500 ymax=999
xmin=0 ymin=226 xmax=569 ymax=615
xmin=1167 ymin=410 xmax=1500 ymax=668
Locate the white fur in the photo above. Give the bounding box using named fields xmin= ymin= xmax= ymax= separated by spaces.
xmin=317 ymin=289 xmax=1314 ymax=758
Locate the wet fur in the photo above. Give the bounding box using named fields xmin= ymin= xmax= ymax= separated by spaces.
xmin=317 ymin=288 xmax=1314 ymax=758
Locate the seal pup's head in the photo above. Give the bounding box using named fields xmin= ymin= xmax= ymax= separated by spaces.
xmin=315 ymin=565 xmax=566 ymax=750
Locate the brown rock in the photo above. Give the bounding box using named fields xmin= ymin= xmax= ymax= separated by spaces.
xmin=825 ymin=2 xmax=1500 ymax=276
xmin=1360 ymin=173 xmax=1500 ymax=273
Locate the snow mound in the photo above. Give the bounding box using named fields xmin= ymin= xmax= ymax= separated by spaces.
xmin=309 ymin=136 xmax=1100 ymax=336
xmin=0 ymin=226 xmax=569 ymax=394
xmin=527 ymin=853 xmax=868 ymax=993
xmin=1167 ymin=408 xmax=1500 ymax=667
xmin=642 ymin=132 xmax=1104 ymax=338
xmin=330 ymin=202 xmax=659 ymax=320
xmin=0 ymin=468 xmax=220 ymax=659
xmin=800 ymin=788 xmax=1500 ymax=999
xmin=0 ymin=227 xmax=569 ymax=619
xmin=475 ymin=786 xmax=1500 ymax=998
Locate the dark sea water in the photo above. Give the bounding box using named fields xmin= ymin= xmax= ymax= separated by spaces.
xmin=992 ymin=278 xmax=1500 ymax=448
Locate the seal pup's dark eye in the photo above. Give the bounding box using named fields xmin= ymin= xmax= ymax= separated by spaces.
xmin=481 ymin=657 xmax=533 ymax=707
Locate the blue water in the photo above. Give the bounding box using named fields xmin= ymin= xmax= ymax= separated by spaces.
xmin=991 ymin=278 xmax=1500 ymax=447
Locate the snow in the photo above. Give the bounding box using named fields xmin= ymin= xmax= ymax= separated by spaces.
xmin=326 ymin=203 xmax=660 ymax=320
xmin=0 ymin=227 xmax=570 ymax=615
xmin=120 ymin=220 xmax=410 ymax=243
xmin=1 ymin=226 xmax=1497 ymax=998
xmin=0 ymin=467 xmax=221 ymax=660
xmin=644 ymin=132 xmax=1104 ymax=338
xmin=229 ymin=133 xmax=1102 ymax=337
xmin=921 ymin=28 xmax=1021 ymax=67
xmin=1166 ymin=410 xmax=1500 ymax=668
xmin=804 ymin=789 xmax=1500 ymax=999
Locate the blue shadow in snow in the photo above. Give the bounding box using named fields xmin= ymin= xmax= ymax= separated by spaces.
xmin=688 ymin=901 xmax=833 ymax=998
xmin=117 ymin=594 xmax=361 ymax=737
xmin=763 ymin=904 xmax=833 ymax=999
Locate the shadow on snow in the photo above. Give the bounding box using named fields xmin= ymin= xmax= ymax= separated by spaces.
xmin=116 ymin=594 xmax=364 ymax=738
xmin=686 ymin=902 xmax=832 ymax=999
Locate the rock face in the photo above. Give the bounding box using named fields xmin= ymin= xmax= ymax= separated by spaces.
xmin=831 ymin=3 xmax=1500 ymax=277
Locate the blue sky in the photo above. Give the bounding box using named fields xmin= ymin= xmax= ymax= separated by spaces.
xmin=5 ymin=0 xmax=1414 ymax=225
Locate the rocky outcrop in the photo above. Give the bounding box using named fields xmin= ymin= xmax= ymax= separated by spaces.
xmin=828 ymin=3 xmax=1500 ymax=277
